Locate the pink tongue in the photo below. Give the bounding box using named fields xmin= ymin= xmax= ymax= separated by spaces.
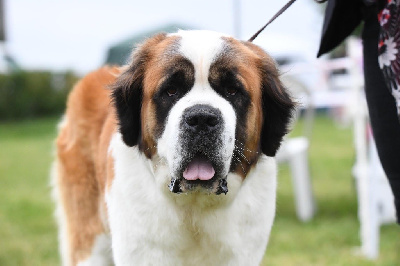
xmin=183 ymin=157 xmax=215 ymax=181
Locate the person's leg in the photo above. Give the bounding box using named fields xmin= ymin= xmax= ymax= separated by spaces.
xmin=363 ymin=9 xmax=400 ymax=223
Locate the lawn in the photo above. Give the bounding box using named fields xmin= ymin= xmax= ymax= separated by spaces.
xmin=0 ymin=116 xmax=398 ymax=265
xmin=0 ymin=117 xmax=59 ymax=266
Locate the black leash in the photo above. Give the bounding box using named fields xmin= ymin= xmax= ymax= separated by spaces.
xmin=248 ymin=0 xmax=299 ymax=42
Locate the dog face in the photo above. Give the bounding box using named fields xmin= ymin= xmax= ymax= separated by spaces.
xmin=112 ymin=30 xmax=294 ymax=194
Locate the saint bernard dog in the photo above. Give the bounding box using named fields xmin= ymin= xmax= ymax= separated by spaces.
xmin=53 ymin=30 xmax=295 ymax=266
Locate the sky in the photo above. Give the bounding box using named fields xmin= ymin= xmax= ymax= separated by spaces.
xmin=5 ymin=0 xmax=325 ymax=74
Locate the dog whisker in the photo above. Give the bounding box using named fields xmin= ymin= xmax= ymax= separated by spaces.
xmin=232 ymin=154 xmax=247 ymax=175
xmin=234 ymin=146 xmax=252 ymax=165
xmin=236 ymin=152 xmax=251 ymax=165
xmin=234 ymin=140 xmax=259 ymax=154
xmin=143 ymin=145 xmax=157 ymax=152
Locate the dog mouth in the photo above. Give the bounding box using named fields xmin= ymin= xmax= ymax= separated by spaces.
xmin=168 ymin=154 xmax=228 ymax=195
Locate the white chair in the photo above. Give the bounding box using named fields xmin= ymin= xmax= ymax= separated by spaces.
xmin=276 ymin=75 xmax=316 ymax=222
xmin=351 ymin=88 xmax=396 ymax=259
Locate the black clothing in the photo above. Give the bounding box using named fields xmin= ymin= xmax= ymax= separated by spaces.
xmin=363 ymin=6 xmax=400 ymax=224
xmin=318 ymin=0 xmax=400 ymax=223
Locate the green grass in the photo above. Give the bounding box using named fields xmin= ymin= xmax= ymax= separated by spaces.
xmin=0 ymin=116 xmax=398 ymax=265
xmin=0 ymin=117 xmax=59 ymax=266
xmin=263 ymin=117 xmax=400 ymax=265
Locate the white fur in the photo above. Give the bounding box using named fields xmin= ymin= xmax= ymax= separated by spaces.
xmin=52 ymin=117 xmax=71 ymax=266
xmin=106 ymin=133 xmax=276 ymax=265
xmin=52 ymin=161 xmax=72 ymax=266
xmin=172 ymin=30 xmax=228 ymax=83
xmin=76 ymin=234 xmax=113 ymax=266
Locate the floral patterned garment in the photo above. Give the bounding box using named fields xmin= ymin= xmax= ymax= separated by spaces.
xmin=378 ymin=0 xmax=400 ymax=116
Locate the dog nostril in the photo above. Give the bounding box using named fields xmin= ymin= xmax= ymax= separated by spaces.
xmin=206 ymin=116 xmax=219 ymax=127
xmin=186 ymin=116 xmax=199 ymax=127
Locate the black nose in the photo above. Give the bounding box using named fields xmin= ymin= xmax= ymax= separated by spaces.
xmin=183 ymin=104 xmax=222 ymax=132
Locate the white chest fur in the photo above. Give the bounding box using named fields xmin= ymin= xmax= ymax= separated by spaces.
xmin=106 ymin=133 xmax=277 ymax=266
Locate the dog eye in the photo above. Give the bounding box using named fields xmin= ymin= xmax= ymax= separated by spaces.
xmin=166 ymin=87 xmax=178 ymax=97
xmin=226 ymin=87 xmax=238 ymax=96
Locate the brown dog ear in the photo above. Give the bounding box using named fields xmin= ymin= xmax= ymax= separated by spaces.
xmin=111 ymin=33 xmax=167 ymax=147
xmin=243 ymin=42 xmax=296 ymax=156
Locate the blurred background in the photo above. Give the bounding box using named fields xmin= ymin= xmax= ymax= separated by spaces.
xmin=0 ymin=0 xmax=398 ymax=265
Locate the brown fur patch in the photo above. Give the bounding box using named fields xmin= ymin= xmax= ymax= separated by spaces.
xmin=110 ymin=33 xmax=184 ymax=158
xmin=140 ymin=35 xmax=182 ymax=157
xmin=241 ymin=40 xmax=295 ymax=157
xmin=218 ymin=37 xmax=295 ymax=177
xmin=56 ymin=66 xmax=120 ymax=264
xmin=208 ymin=37 xmax=264 ymax=177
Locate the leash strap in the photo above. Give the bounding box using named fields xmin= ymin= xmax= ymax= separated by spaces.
xmin=248 ymin=0 xmax=299 ymax=42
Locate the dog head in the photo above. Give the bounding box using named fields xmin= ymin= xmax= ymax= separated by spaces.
xmin=111 ymin=30 xmax=295 ymax=195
